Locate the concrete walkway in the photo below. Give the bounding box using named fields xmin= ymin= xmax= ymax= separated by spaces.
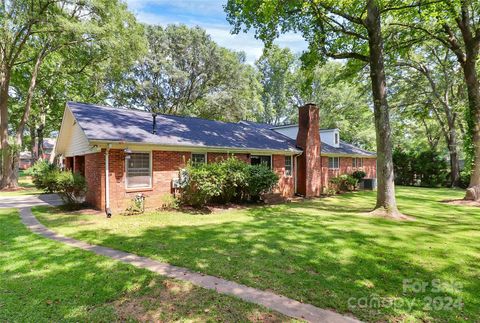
xmin=3 ymin=194 xmax=360 ymax=323
xmin=0 ymin=193 xmax=63 ymax=208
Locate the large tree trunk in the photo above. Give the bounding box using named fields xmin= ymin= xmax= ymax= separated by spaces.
xmin=463 ymin=57 xmax=480 ymax=188
xmin=29 ymin=121 xmax=37 ymax=163
xmin=365 ymin=1 xmax=401 ymax=218
xmin=447 ymin=121 xmax=461 ymax=187
xmin=0 ymin=63 xmax=18 ymax=189
xmin=37 ymin=122 xmax=45 ymax=160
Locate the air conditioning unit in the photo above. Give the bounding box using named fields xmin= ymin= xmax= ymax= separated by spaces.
xmin=362 ymin=178 xmax=377 ymax=190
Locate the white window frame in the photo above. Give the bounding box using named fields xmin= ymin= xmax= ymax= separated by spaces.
xmin=125 ymin=151 xmax=152 ymax=189
xmin=328 ymin=157 xmax=340 ymax=169
xmin=285 ymin=155 xmax=293 ymax=177
xmin=191 ymin=152 xmax=207 ymax=166
xmin=352 ymin=157 xmax=363 ymax=168
xmin=250 ymin=154 xmax=272 ymax=169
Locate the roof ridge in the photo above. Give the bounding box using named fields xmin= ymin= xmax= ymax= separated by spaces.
xmin=68 ymin=101 xmax=265 ymax=129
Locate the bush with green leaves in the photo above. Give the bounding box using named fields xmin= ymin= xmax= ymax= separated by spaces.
xmin=55 ymin=171 xmax=87 ymax=205
xmin=329 ymin=174 xmax=358 ymax=192
xmin=393 ymin=148 xmax=448 ymax=187
xmin=27 ymin=160 xmax=59 ymax=193
xmin=245 ymin=164 xmax=279 ymax=201
xmin=352 ymin=170 xmax=367 ymax=181
xmin=28 ymin=159 xmax=87 ymax=205
xmin=179 ymin=156 xmax=279 ymax=207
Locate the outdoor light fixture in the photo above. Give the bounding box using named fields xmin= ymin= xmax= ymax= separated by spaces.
xmin=124 ymin=147 xmax=132 ymax=154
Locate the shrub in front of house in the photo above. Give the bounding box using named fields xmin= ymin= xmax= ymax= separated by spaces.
xmin=55 ymin=171 xmax=87 ymax=205
xmin=179 ymin=157 xmax=279 ymax=207
xmin=245 ymin=163 xmax=279 ymax=201
xmin=27 ymin=159 xmax=59 ymax=193
xmin=329 ymin=174 xmax=358 ymax=193
xmin=29 ymin=160 xmax=87 ymax=206
xmin=352 ymin=170 xmax=366 ymax=182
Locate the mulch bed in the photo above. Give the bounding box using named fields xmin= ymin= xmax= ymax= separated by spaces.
xmin=442 ymin=199 xmax=480 ymax=207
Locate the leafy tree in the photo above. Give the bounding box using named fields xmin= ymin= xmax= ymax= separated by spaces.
xmin=255 ymin=45 xmax=297 ymax=125
xmin=392 ymin=44 xmax=466 ymax=187
xmin=300 ymin=62 xmax=375 ymax=150
xmin=110 ymin=24 xmax=262 ymax=122
xmin=395 ymin=0 xmax=480 ymax=192
xmin=1 ymin=0 xmax=145 ymax=188
xmin=225 ymin=0 xmax=422 ymax=217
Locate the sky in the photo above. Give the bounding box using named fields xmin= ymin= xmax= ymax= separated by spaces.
xmin=125 ymin=0 xmax=308 ymax=64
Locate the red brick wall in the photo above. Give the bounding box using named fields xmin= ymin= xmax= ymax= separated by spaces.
xmin=64 ymin=157 xmax=73 ymax=171
xmin=73 ymin=155 xmax=85 ymax=175
xmin=321 ymin=156 xmax=377 ymax=191
xmin=233 ymin=153 xmax=250 ymax=162
xmin=85 ymin=152 xmax=105 ymax=210
xmin=106 ymin=150 xmax=191 ymax=211
xmin=296 ymin=104 xmax=322 ymax=197
xmin=273 ymin=155 xmax=295 ymax=197
xmin=82 ymin=149 xmax=297 ymax=212
xmin=207 ymin=152 xmax=227 ymax=163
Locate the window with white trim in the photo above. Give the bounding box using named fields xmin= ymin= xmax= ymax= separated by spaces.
xmin=285 ymin=155 xmax=292 ymax=176
xmin=126 ymin=152 xmax=151 ymax=189
xmin=328 ymin=157 xmax=339 ymax=169
xmin=334 ymin=133 xmax=339 ymax=145
xmin=191 ymin=153 xmax=207 ymax=166
xmin=250 ymin=155 xmax=272 ymax=168
xmin=352 ymin=157 xmax=363 ymax=168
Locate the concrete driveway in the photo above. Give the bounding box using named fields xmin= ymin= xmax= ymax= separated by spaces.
xmin=0 ymin=194 xmax=63 ymax=208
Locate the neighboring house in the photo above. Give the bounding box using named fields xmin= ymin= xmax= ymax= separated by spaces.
xmin=18 ymin=138 xmax=57 ymax=170
xmin=19 ymin=151 xmax=33 ymax=170
xmin=55 ymin=102 xmax=376 ymax=213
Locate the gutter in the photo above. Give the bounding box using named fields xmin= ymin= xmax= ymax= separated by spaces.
xmin=89 ymin=139 xmax=303 ymax=155
xmin=105 ymin=144 xmax=112 ymax=218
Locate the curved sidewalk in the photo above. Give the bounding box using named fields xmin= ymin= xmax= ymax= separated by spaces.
xmin=18 ymin=205 xmax=360 ymax=323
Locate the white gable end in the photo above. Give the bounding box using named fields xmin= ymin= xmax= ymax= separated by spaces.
xmin=272 ymin=125 xmax=340 ymax=148
xmin=55 ymin=106 xmax=92 ymax=157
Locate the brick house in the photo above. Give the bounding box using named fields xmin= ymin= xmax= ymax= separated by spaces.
xmin=55 ymin=102 xmax=376 ymax=214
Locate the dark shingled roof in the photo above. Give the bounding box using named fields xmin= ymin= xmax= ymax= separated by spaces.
xmin=322 ymin=141 xmax=376 ymax=157
xmin=240 ymin=119 xmax=376 ymax=157
xmin=67 ymin=102 xmax=301 ymax=152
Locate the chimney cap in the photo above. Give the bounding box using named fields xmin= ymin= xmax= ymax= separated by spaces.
xmin=299 ymin=102 xmax=318 ymax=108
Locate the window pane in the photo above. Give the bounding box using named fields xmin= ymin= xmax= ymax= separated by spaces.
xmin=251 ymin=155 xmax=271 ymax=168
xmin=285 ymin=156 xmax=292 ymax=176
xmin=126 ymin=152 xmax=151 ymax=188
xmin=192 ymin=153 xmax=206 ymax=166
xmin=352 ymin=158 xmax=356 ymax=167
xmin=329 ymin=157 xmax=339 ymax=169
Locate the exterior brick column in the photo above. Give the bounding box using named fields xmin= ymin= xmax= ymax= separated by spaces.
xmin=295 ymin=103 xmax=322 ymax=197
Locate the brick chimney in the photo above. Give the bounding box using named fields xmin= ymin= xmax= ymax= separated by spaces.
xmin=296 ymin=103 xmax=322 ymax=197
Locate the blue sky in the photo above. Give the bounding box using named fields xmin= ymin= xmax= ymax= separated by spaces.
xmin=125 ymin=0 xmax=308 ymax=64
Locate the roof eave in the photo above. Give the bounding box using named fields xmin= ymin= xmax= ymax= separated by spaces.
xmin=89 ymin=139 xmax=303 ymax=155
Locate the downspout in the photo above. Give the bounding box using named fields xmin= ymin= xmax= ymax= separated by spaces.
xmin=294 ymin=153 xmax=302 ymax=195
xmin=105 ymin=144 xmax=112 ymax=218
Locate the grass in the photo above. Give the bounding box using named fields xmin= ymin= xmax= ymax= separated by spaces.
xmin=34 ymin=187 xmax=480 ymax=322
xmin=0 ymin=170 xmax=43 ymax=196
xmin=0 ymin=208 xmax=291 ymax=322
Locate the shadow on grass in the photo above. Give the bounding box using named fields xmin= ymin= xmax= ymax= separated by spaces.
xmin=34 ymin=187 xmax=480 ymax=322
xmin=0 ymin=210 xmax=288 ymax=322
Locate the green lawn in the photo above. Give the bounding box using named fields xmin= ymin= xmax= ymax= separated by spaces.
xmin=34 ymin=187 xmax=480 ymax=322
xmin=0 ymin=170 xmax=43 ymax=196
xmin=0 ymin=208 xmax=290 ymax=322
